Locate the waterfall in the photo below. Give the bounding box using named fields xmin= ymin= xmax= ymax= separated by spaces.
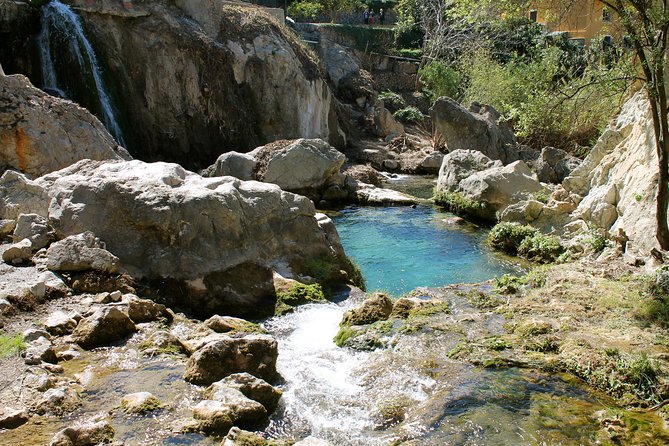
xmin=37 ymin=0 xmax=126 ymax=146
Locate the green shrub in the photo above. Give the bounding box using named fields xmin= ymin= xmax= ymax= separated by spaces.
xmin=531 ymin=190 xmax=550 ymax=204
xmin=0 ymin=333 xmax=25 ymax=358
xmin=433 ymin=190 xmax=485 ymax=216
xmin=287 ymin=0 xmax=323 ymax=22
xmin=585 ymin=227 xmax=611 ymax=253
xmin=393 ymin=106 xmax=424 ymax=124
xmin=494 ymin=274 xmax=524 ymax=294
xmin=517 ymin=233 xmax=565 ymax=264
xmin=419 ymin=60 xmax=462 ymax=103
xmin=378 ymin=91 xmax=406 ymax=112
xmin=487 ymin=222 xmax=538 ymax=255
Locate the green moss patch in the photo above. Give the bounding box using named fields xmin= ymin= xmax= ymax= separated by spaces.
xmin=433 ymin=190 xmax=486 ymax=217
xmin=275 ymin=283 xmax=326 ymax=316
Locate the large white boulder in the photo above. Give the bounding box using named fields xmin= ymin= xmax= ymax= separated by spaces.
xmin=436 ymin=149 xmax=502 ymax=192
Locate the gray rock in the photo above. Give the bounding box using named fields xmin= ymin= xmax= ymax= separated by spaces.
xmin=0 ymin=74 xmax=130 ymax=179
xmin=127 ymin=296 xmax=173 ymax=324
xmin=71 ymin=307 xmax=136 ymax=350
xmin=48 ymin=420 xmax=114 ymax=446
xmin=436 ymin=149 xmax=502 ymax=193
xmin=183 ymin=335 xmax=278 ymax=386
xmin=532 ymin=146 xmax=581 ymax=184
xmin=193 ymin=389 xmax=266 ymax=432
xmin=210 ymin=372 xmax=282 ymax=413
xmin=34 ymin=386 xmax=81 ymax=416
xmin=24 ymin=336 xmax=57 ymax=365
xmin=22 ymin=328 xmax=51 ymax=343
xmin=202 ymin=152 xmax=257 ymax=180
xmin=12 ymin=213 xmax=54 ymax=250
xmin=0 ymin=298 xmax=12 ymax=314
xmin=44 ymin=311 xmax=78 ymax=336
xmin=374 ymin=107 xmax=404 ymax=138
xmin=204 ymin=315 xmax=263 ymax=334
xmin=45 ymin=232 xmax=120 ymax=273
xmin=0 ymin=219 xmax=16 ymax=237
xmin=139 ymin=330 xmax=188 ymax=356
xmin=2 ymin=238 xmax=33 ymax=264
xmin=0 ymin=408 xmax=29 ymax=429
xmin=420 ymin=152 xmax=444 ymax=174
xmin=191 ymin=400 xmax=233 ymax=434
xmin=0 ymin=170 xmax=50 ymax=220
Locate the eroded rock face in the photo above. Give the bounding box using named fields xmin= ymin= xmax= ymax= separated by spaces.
xmin=35 ymin=159 xmax=348 ymax=317
xmin=183 ymin=334 xmax=278 ymax=385
xmin=68 ymin=0 xmax=341 ymax=168
xmin=0 ymin=74 xmax=130 ymax=178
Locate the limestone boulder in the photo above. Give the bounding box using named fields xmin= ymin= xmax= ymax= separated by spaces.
xmin=0 ymin=74 xmax=130 ymax=178
xmin=126 ymin=296 xmax=173 ymax=324
xmin=430 ymin=98 xmax=517 ymax=163
xmin=34 ymin=386 xmax=81 ymax=416
xmin=374 ymin=106 xmax=404 ymax=138
xmin=71 ymin=307 xmax=136 ymax=349
xmin=436 ymin=149 xmax=502 ymax=193
xmin=196 ymin=388 xmax=267 ymax=430
xmin=44 ymin=311 xmax=78 ymax=336
xmin=0 ymin=170 xmax=50 ymax=220
xmin=48 ymin=420 xmax=114 ymax=446
xmin=419 ymin=152 xmax=444 ymax=174
xmin=209 ymin=372 xmax=282 ymax=413
xmin=139 ymin=330 xmax=188 ymax=356
xmin=24 ymin=336 xmax=58 ymax=365
xmin=2 ymin=238 xmax=32 ymax=264
xmin=202 ymin=152 xmax=256 ymax=180
xmin=250 ymin=138 xmax=346 ymax=194
xmin=532 ymin=146 xmax=581 ymax=184
xmin=204 ymin=315 xmax=265 ymax=334
xmin=341 ymin=293 xmax=393 ymax=326
xmin=455 ymin=161 xmax=543 ymax=221
xmin=183 ymin=334 xmax=278 ymax=385
xmin=35 ymin=159 xmax=350 ymax=318
xmin=120 ymin=392 xmax=161 ymax=414
xmin=321 ymin=41 xmax=360 ymax=89
xmin=45 ymin=232 xmax=120 ymax=273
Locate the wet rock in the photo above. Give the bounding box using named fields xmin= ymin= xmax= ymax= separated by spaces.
xmin=341 ymin=293 xmax=393 ymax=326
xmin=120 ymin=392 xmax=161 ymax=414
xmin=46 ymin=232 xmax=120 ymax=273
xmin=183 ymin=335 xmax=278 ymax=385
xmin=351 ymin=184 xmax=417 ymax=205
xmin=204 ymin=315 xmax=265 ymax=334
xmin=139 ymin=330 xmax=188 ymax=356
xmin=222 ymin=427 xmax=289 ymax=446
xmin=126 ymin=296 xmax=173 ymax=323
xmin=2 ymin=238 xmax=33 ymax=264
xmin=294 ymin=438 xmax=333 ymax=446
xmin=57 ymin=348 xmax=82 ymax=362
xmin=0 ymin=74 xmax=129 ymax=179
xmin=390 ymin=297 xmax=418 ymax=319
xmin=72 ymin=307 xmax=136 ymax=349
xmin=0 ymin=407 xmax=29 ymax=429
xmin=193 ymin=389 xmax=266 ymax=431
xmin=208 ymin=372 xmax=282 ymax=413
xmin=23 ymin=327 xmax=50 ymax=343
xmin=514 ymin=319 xmax=554 ymax=337
xmin=24 ymin=336 xmax=58 ymax=365
xmin=34 ymin=386 xmax=81 ymax=416
xmin=48 ymin=420 xmax=114 ymax=446
xmin=45 ymin=311 xmax=78 ymax=336
xmin=191 ymin=400 xmax=233 ymax=434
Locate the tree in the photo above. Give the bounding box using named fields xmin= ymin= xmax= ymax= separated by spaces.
xmin=582 ymin=0 xmax=669 ymax=249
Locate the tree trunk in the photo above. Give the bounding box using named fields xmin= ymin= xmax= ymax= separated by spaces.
xmin=657 ymin=132 xmax=669 ymax=250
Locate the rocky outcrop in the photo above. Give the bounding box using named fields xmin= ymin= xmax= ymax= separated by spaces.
xmin=0 ymin=74 xmax=130 ymax=178
xmin=563 ymin=92 xmax=661 ymax=250
xmin=436 ymin=150 xmax=502 ymax=193
xmin=22 ymin=159 xmax=352 ymax=317
xmin=68 ymin=0 xmax=342 ymax=168
xmin=431 ymin=98 xmax=518 ymax=163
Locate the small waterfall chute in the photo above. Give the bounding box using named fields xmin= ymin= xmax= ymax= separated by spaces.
xmin=38 ymin=0 xmax=126 ymax=145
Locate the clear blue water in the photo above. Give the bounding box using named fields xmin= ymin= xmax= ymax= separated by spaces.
xmin=332 ymin=204 xmax=522 ymax=294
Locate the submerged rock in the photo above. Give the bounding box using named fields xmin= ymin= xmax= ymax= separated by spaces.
xmin=183 ymin=335 xmax=278 ymax=385
xmin=48 ymin=420 xmax=114 ymax=446
xmin=71 ymin=306 xmax=136 ymax=349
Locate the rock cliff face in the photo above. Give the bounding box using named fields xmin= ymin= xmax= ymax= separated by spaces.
xmin=0 ymin=73 xmax=130 ymax=178
xmin=66 ymin=0 xmax=340 ymax=169
xmin=564 ymin=91 xmax=663 ymax=251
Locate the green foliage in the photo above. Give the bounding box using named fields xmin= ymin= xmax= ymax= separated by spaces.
xmin=517 ymin=233 xmax=565 ymax=264
xmin=637 ymin=266 xmax=669 ymax=328
xmin=393 ymin=106 xmax=424 ymax=124
xmin=531 ymin=190 xmax=550 ymax=204
xmin=487 ymin=222 xmax=538 ymax=255
xmin=584 ymin=227 xmax=611 ymax=253
xmin=333 ymin=325 xmax=357 ymax=347
xmin=460 ymin=46 xmax=631 ymax=153
xmin=419 ymin=60 xmax=462 ymax=103
xmin=460 ymin=289 xmax=503 ymax=309
xmin=0 ymin=333 xmax=25 ymax=358
xmin=378 ymin=91 xmax=407 ymax=112
xmin=320 ymin=24 xmax=394 ymax=53
xmin=494 ymin=274 xmax=524 ymax=294
xmin=485 ymin=336 xmax=511 ymax=351
xmin=408 ymin=302 xmax=451 ymax=319
xmin=524 ymin=265 xmax=549 ymax=288
xmin=433 ymin=190 xmax=485 ymax=216
xmin=287 ymin=1 xmax=324 ymax=22
xmin=393 ymin=0 xmax=424 ymax=49
xmin=395 ymin=48 xmax=423 ymax=59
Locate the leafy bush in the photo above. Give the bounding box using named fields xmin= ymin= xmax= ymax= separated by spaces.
xmin=378 ymin=91 xmax=406 ymax=113
xmin=487 ymin=222 xmax=538 ymax=255
xmin=419 ymin=60 xmax=462 ymax=103
xmin=393 ymin=106 xmax=424 ymax=124
xmin=517 ymin=233 xmax=565 ymax=264
xmin=287 ymin=0 xmax=324 ymax=22
xmin=585 ymin=227 xmax=611 ymax=253
xmin=433 ymin=190 xmax=485 ymax=216
xmin=494 ymin=274 xmax=524 ymax=294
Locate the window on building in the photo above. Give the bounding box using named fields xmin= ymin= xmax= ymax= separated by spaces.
xmin=603 ymin=9 xmax=611 ymax=22
xmin=529 ymin=10 xmax=538 ymax=22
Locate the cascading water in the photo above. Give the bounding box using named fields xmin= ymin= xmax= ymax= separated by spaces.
xmin=37 ymin=0 xmax=126 ymax=145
